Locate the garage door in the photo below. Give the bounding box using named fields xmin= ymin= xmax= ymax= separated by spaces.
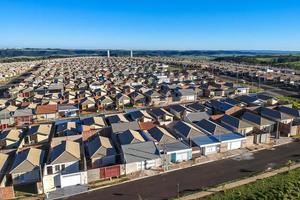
xmin=176 ymin=152 xmax=188 ymax=162
xmin=60 ymin=173 xmax=81 ymax=188
xmin=228 ymin=141 xmax=241 ymax=150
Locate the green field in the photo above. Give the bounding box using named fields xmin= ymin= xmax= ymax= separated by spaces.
xmin=203 ymin=167 xmax=300 ymax=200
xmin=214 ymin=55 xmax=300 ymax=70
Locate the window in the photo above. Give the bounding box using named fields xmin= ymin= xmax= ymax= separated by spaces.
xmin=55 ymin=165 xmax=60 ymax=172
xmin=47 ymin=166 xmax=53 ymax=175
xmin=61 ymin=164 xmax=65 ymax=171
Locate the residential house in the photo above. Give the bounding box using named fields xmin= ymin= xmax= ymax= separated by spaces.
xmin=168 ymin=104 xmax=193 ymax=119
xmin=35 ymin=104 xmax=58 ymax=121
xmin=97 ymin=95 xmax=114 ymax=110
xmin=121 ymin=141 xmax=161 ymax=174
xmin=55 ymin=121 xmax=81 ymax=137
xmin=10 ymin=148 xmax=44 ymax=185
xmin=118 ymin=129 xmax=145 ymax=145
xmin=58 ymin=104 xmax=79 ymax=117
xmin=87 ymin=135 xmax=117 ymax=168
xmin=22 ymin=124 xmax=52 ymax=146
xmin=13 ymin=109 xmax=34 ymax=126
xmin=0 ymin=129 xmax=22 ymax=149
xmin=129 ymin=92 xmax=146 ymax=107
xmin=220 ymin=114 xmax=254 ymax=135
xmin=148 ymin=108 xmax=174 ymax=124
xmin=126 ymin=110 xmax=154 ymax=123
xmin=173 ymin=89 xmax=196 ymax=102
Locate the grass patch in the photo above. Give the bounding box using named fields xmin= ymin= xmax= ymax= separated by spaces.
xmin=202 ymin=167 xmax=300 ymax=200
xmin=277 ymin=96 xmax=300 ymax=110
xmin=89 ymin=176 xmax=130 ymax=189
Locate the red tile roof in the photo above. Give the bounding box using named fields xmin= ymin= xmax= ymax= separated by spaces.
xmin=36 ymin=105 xmax=57 ymax=114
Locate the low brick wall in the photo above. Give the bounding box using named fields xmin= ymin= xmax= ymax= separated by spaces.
xmin=0 ymin=186 xmax=15 ymax=199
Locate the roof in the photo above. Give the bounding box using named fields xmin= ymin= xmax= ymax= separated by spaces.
xmin=121 ymin=141 xmax=160 ymax=163
xmin=27 ymin=124 xmax=52 ymax=137
xmin=58 ymin=104 xmax=79 ymax=111
xmin=0 ymin=129 xmax=22 ymax=142
xmin=195 ymin=119 xmax=231 ymax=135
xmin=235 ymin=95 xmax=262 ymax=105
xmin=221 ymin=114 xmax=253 ymax=129
xmin=260 ymin=107 xmax=293 ymax=121
xmin=147 ymin=126 xmax=177 ymax=144
xmin=162 ymin=142 xmax=191 ymax=153
xmin=169 ymin=120 xmax=205 ymax=139
xmin=176 ymin=89 xmax=195 ymax=96
xmin=36 ymin=104 xmax=57 ymax=114
xmin=185 ymin=112 xmax=210 ymax=123
xmin=50 ymin=141 xmax=81 ymax=165
xmin=118 ymin=129 xmax=145 ymax=145
xmin=10 ymin=148 xmax=44 ymax=174
xmin=111 ymin=121 xmax=140 ymax=133
xmin=127 ymin=110 xmax=153 ymax=121
xmin=222 ymin=98 xmax=242 ymax=106
xmin=81 ymin=116 xmax=106 ymax=127
xmin=106 ymin=114 xmax=128 ymax=124
xmin=241 ymin=112 xmax=275 ymax=126
xmin=277 ymin=106 xmax=300 ymax=118
xmin=168 ymin=104 xmax=190 ymax=113
xmin=149 ymin=108 xmax=173 ymax=118
xmin=187 ymin=102 xmax=209 ymax=112
xmin=209 ymin=100 xmax=234 ymax=112
xmin=215 ymin=132 xmax=246 ymax=142
xmin=191 ymin=135 xmax=220 ymax=147
xmin=13 ymin=109 xmax=33 ymax=117
xmin=87 ymin=136 xmax=116 ymax=159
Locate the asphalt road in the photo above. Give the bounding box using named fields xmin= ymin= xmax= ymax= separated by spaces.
xmin=68 ymin=141 xmax=300 ymax=200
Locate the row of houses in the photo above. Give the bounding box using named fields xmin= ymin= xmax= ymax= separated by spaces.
xmin=1 ymin=93 xmax=299 ymax=198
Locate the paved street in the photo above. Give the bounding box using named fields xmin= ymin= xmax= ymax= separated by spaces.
xmin=68 ymin=141 xmax=300 ymax=200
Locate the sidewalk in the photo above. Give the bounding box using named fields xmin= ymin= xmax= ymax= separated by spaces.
xmin=179 ymin=163 xmax=300 ymax=200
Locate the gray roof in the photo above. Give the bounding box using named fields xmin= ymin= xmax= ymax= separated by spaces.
xmin=160 ymin=142 xmax=191 ymax=153
xmin=13 ymin=109 xmax=33 ymax=117
xmin=111 ymin=121 xmax=140 ymax=133
xmin=277 ymin=106 xmax=300 ymax=118
xmin=121 ymin=141 xmax=160 ymax=163
xmin=169 ymin=120 xmax=205 ymax=139
xmin=195 ymin=119 xmax=231 ymax=135
xmin=260 ymin=107 xmax=293 ymax=121
xmin=185 ymin=112 xmax=210 ymax=123
xmin=221 ymin=114 xmax=253 ymax=129
xmin=241 ymin=112 xmax=275 ymax=126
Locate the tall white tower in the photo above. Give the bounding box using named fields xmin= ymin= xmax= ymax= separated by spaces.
xmin=130 ymin=50 xmax=133 ymax=58
xmin=107 ymin=50 xmax=110 ymax=58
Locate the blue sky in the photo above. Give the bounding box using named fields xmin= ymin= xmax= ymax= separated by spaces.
xmin=0 ymin=0 xmax=300 ymax=50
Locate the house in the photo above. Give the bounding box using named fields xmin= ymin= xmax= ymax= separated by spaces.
xmin=187 ymin=102 xmax=212 ymax=114
xmin=256 ymin=93 xmax=278 ymax=105
xmin=241 ymin=111 xmax=275 ymax=133
xmin=148 ymin=108 xmax=174 ymax=124
xmin=80 ymin=97 xmax=96 ymax=111
xmin=168 ymin=120 xmax=205 ymax=139
xmin=13 ymin=109 xmax=34 ymax=126
xmin=144 ymin=90 xmax=161 ymax=106
xmin=58 ymin=104 xmax=79 ymax=117
xmin=0 ymin=109 xmax=14 ymax=129
xmin=97 ymin=95 xmax=114 ymax=110
xmin=235 ymin=95 xmax=263 ymax=106
xmin=115 ymin=93 xmax=130 ymax=108
xmin=194 ymin=119 xmax=246 ymax=152
xmin=207 ymin=100 xmax=241 ymax=115
xmin=220 ymin=114 xmax=254 ymax=135
xmin=259 ymin=107 xmax=295 ymax=137
xmin=22 ymin=124 xmax=52 ymax=146
xmin=146 ymin=126 xmax=192 ymax=162
xmin=168 ymin=104 xmax=192 ymax=119
xmin=121 ymin=141 xmax=161 ymax=174
xmin=10 ymin=148 xmax=44 ymax=185
xmin=129 ymin=92 xmax=146 ymax=107
xmin=277 ymin=106 xmax=300 ymax=119
xmin=43 ymin=141 xmax=84 ymax=190
xmin=173 ymin=89 xmax=196 ymax=102
xmin=241 ymin=111 xmax=274 ymax=144
xmin=87 ymin=135 xmax=117 ymax=168
xmin=81 ymin=116 xmax=106 ymax=130
xmin=35 ymin=104 xmax=58 ymax=121
xmin=0 ymin=129 xmax=22 ymax=149
xmin=126 ymin=110 xmax=154 ymax=122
